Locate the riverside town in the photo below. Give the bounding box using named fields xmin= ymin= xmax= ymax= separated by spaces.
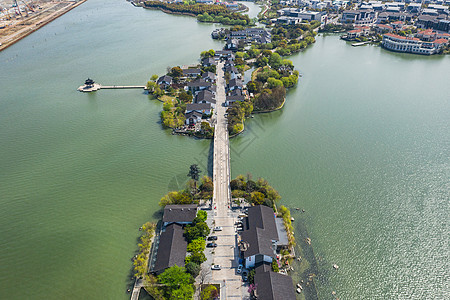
xmin=1 ymin=0 xmax=448 ymax=300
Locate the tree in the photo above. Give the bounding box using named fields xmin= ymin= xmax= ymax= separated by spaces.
xmin=271 ymin=258 xmax=279 ymax=272
xmin=171 ymin=284 xmax=194 ymax=299
xmin=269 ymin=53 xmax=282 ymax=69
xmin=251 ymin=191 xmax=265 ymax=205
xmin=194 ymin=210 xmax=208 ymax=223
xmin=184 ymin=221 xmax=210 ymax=242
xmin=187 ymin=238 xmax=206 ymax=253
xmin=267 ymin=77 xmax=283 ymax=88
xmin=201 ymin=285 xmax=218 ymax=300
xmin=187 ymin=164 xmax=201 ymax=181
xmin=150 ymin=74 xmax=158 ymax=81
xmin=185 ymin=262 xmax=201 ymax=278
xmin=158 ymin=265 xmax=193 ymax=291
xmin=169 ymin=66 xmax=183 ymax=78
xmin=185 ymin=251 xmax=207 ymax=265
xmin=179 ymin=90 xmax=193 ymax=102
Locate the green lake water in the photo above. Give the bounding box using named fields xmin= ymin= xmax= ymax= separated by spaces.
xmin=0 ymin=0 xmax=449 ymax=299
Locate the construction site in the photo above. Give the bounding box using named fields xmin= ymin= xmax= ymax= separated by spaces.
xmin=0 ymin=0 xmax=87 ymax=51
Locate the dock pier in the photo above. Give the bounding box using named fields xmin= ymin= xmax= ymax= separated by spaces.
xmin=77 ymin=79 xmax=146 ymax=92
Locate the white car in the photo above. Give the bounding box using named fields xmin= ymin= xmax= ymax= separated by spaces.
xmin=237 ymin=265 xmax=243 ymax=274
xmin=211 ymin=264 xmax=222 ymax=270
xmin=213 ymin=226 xmax=223 ymax=231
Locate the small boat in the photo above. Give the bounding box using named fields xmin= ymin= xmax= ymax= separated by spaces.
xmin=333 ymin=264 xmax=339 ymax=270
xmin=305 ymin=238 xmax=311 ymax=245
xmin=291 ymin=217 xmax=295 ymax=221
xmin=296 ymin=288 xmax=302 ymax=293
xmin=295 ymin=207 xmax=300 ymax=211
xmin=296 ymin=284 xmax=303 ymax=289
xmin=332 ymin=291 xmax=336 ymax=295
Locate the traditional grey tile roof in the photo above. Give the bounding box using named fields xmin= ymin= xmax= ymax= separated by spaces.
xmin=162 ymin=204 xmax=198 ymax=224
xmin=240 ymin=205 xmax=281 ymax=259
xmin=187 ymin=79 xmax=212 ymax=88
xmin=226 ymin=94 xmax=245 ymax=102
xmin=241 ymin=227 xmax=275 ymax=258
xmin=247 ymin=205 xmax=279 ymax=242
xmin=202 ymin=57 xmax=217 ymax=66
xmin=202 ymin=71 xmax=216 ymax=81
xmin=185 ymin=111 xmax=203 ymax=119
xmin=182 ymin=68 xmax=201 ymax=76
xmin=224 ymin=65 xmax=239 ymax=74
xmin=195 ymin=90 xmax=216 ymax=104
xmin=254 ymin=266 xmax=296 ymax=300
xmin=228 ymin=78 xmax=243 ymax=89
xmin=157 ymin=75 xmax=173 ymax=85
xmin=152 ymin=223 xmax=187 ymax=275
xmin=186 ymin=103 xmax=212 ymax=112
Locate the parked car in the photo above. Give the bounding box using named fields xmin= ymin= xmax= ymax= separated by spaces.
xmin=207 ymin=243 xmax=218 ymax=248
xmin=213 ymin=226 xmax=223 ymax=231
xmin=207 ymin=236 xmax=218 ymax=241
xmin=211 ymin=265 xmax=221 ymax=270
xmin=242 ymin=271 xmax=248 ymax=281
xmin=237 ymin=265 xmax=243 ymax=274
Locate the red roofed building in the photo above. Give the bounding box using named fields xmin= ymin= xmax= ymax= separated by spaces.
xmin=382 ymin=33 xmax=446 ymax=54
xmin=375 ymin=24 xmax=394 ymax=34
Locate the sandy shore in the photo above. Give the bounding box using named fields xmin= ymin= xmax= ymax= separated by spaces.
xmin=0 ymin=0 xmax=87 ymax=52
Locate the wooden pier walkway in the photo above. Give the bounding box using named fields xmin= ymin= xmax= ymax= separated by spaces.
xmin=77 ymin=84 xmax=146 ymax=92
xmin=101 ymin=85 xmax=146 ymax=89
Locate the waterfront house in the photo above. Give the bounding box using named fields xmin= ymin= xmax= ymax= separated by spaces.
xmin=239 ymin=205 xmax=289 ymax=269
xmin=186 ymin=103 xmax=212 ymax=115
xmin=252 ymin=263 xmax=296 ymax=300
xmin=226 ymin=93 xmax=246 ymax=106
xmin=382 ymin=33 xmax=448 ymax=54
xmin=157 ymin=75 xmax=173 ymax=89
xmin=182 ymin=68 xmax=202 ymax=78
xmin=162 ymin=204 xmax=198 ymax=227
xmin=201 ymin=57 xmax=217 ymax=67
xmin=185 ymin=111 xmax=203 ymax=125
xmin=214 ymin=50 xmax=234 ymax=60
xmin=151 ymin=223 xmax=187 ymax=275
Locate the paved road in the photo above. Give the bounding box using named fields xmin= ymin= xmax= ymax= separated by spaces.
xmin=212 ymin=61 xmax=247 ymax=299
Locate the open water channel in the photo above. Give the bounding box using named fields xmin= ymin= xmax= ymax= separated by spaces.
xmin=0 ymin=0 xmax=448 ymax=299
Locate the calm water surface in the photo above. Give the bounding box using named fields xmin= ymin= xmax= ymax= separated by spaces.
xmin=0 ymin=0 xmax=449 ymax=299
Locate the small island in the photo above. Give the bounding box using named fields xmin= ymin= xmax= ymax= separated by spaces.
xmin=132 ymin=169 xmax=303 ymax=299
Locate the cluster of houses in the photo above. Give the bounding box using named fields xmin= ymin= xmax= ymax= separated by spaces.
xmin=335 ymin=1 xmax=450 ymax=54
xmin=155 ymin=57 xmax=218 ymax=128
xmin=150 ymin=204 xmax=198 ymax=275
xmin=225 ymin=28 xmax=272 ymax=50
xmin=278 ymin=0 xmax=349 ymax=11
xmin=157 ymin=50 xmax=247 ymax=127
xmin=238 ymin=205 xmax=296 ymax=300
xmin=274 ymin=8 xmax=327 ymax=25
xmin=222 ymin=55 xmax=248 ymax=106
xmin=341 ymin=1 xmax=449 ymax=29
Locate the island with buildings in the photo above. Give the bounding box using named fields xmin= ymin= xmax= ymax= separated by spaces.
xmin=132 ymin=172 xmax=305 ymax=300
